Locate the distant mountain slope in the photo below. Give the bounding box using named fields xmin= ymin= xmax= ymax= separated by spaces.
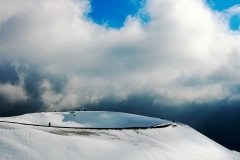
xmin=0 ymin=111 xmax=239 ymax=160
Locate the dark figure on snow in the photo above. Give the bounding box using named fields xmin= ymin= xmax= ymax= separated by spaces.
xmin=49 ymin=122 xmax=51 ymax=127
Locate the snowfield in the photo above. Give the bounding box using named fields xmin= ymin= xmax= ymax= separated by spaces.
xmin=0 ymin=111 xmax=170 ymax=128
xmin=0 ymin=111 xmax=239 ymax=160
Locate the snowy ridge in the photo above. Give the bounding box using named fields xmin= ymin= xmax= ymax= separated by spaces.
xmin=0 ymin=111 xmax=170 ymax=128
xmin=0 ymin=111 xmax=239 ymax=160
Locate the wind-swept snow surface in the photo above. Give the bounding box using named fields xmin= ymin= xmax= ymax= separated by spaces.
xmin=0 ymin=111 xmax=170 ymax=128
xmin=0 ymin=111 xmax=239 ymax=160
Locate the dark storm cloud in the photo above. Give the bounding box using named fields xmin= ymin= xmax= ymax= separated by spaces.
xmin=0 ymin=62 xmax=18 ymax=84
xmin=0 ymin=63 xmax=68 ymax=116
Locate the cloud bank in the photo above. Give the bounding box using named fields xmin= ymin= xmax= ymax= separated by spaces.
xmin=0 ymin=61 xmax=28 ymax=104
xmin=1 ymin=0 xmax=240 ymax=110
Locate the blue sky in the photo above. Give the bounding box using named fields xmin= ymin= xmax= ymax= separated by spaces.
xmin=89 ymin=0 xmax=240 ymax=30
xmin=206 ymin=0 xmax=240 ymax=11
xmin=207 ymin=0 xmax=240 ymax=30
xmin=88 ymin=0 xmax=145 ymax=28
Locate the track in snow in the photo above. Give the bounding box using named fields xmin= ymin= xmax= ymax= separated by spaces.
xmin=0 ymin=120 xmax=175 ymax=130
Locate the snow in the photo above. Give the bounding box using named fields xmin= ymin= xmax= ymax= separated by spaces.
xmin=0 ymin=111 xmax=170 ymax=128
xmin=0 ymin=111 xmax=239 ymax=160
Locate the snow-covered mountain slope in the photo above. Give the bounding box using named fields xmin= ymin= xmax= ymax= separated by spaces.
xmin=0 ymin=111 xmax=170 ymax=128
xmin=0 ymin=111 xmax=239 ymax=160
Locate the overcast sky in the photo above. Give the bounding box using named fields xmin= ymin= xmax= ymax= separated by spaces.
xmin=0 ymin=0 xmax=240 ymax=151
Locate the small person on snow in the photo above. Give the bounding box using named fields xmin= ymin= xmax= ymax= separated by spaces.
xmin=49 ymin=122 xmax=51 ymax=127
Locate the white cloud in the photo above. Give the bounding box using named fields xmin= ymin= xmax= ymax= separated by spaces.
xmin=0 ymin=83 xmax=28 ymax=104
xmin=0 ymin=61 xmax=28 ymax=104
xmin=225 ymin=5 xmax=240 ymax=16
xmin=40 ymin=78 xmax=104 ymax=111
xmin=1 ymin=0 xmax=240 ymax=109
